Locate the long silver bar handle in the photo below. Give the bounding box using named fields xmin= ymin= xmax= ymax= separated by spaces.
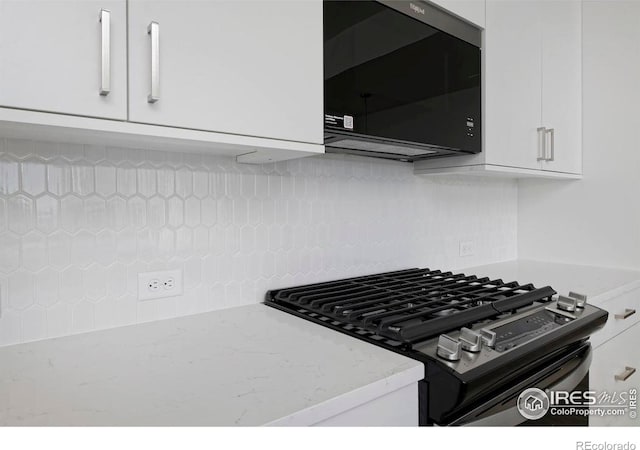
xmin=99 ymin=9 xmax=111 ymax=96
xmin=615 ymin=366 xmax=636 ymax=382
xmin=536 ymin=127 xmax=547 ymax=161
xmin=546 ymin=128 xmax=555 ymax=161
xmin=147 ymin=21 xmax=160 ymax=103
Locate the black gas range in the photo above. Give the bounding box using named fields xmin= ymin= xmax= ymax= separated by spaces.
xmin=265 ymin=268 xmax=608 ymax=426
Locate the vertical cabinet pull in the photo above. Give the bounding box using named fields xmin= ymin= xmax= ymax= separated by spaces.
xmin=614 ymin=366 xmax=636 ymax=382
xmin=536 ymin=127 xmax=547 ymax=161
xmin=546 ymin=128 xmax=555 ymax=161
xmin=99 ymin=9 xmax=111 ymax=96
xmin=147 ymin=21 xmax=160 ymax=103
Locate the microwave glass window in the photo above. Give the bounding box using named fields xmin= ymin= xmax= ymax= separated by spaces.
xmin=324 ymin=1 xmax=481 ymax=153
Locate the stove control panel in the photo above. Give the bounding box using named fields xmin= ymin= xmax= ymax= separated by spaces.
xmin=491 ymin=309 xmax=571 ymax=352
xmin=421 ymin=294 xmax=605 ymax=373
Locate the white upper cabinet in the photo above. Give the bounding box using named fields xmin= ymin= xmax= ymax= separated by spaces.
xmin=484 ymin=0 xmax=542 ymax=171
xmin=415 ymin=0 xmax=582 ymax=179
xmin=0 ymin=0 xmax=127 ymax=120
xmin=127 ymin=0 xmax=323 ymax=145
xmin=428 ymin=0 xmax=485 ymax=28
xmin=486 ymin=0 xmax=582 ymax=175
xmin=540 ymin=0 xmax=582 ymax=174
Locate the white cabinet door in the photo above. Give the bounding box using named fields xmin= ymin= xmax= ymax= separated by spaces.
xmin=128 ymin=0 xmax=323 ymax=145
xmin=429 ymin=0 xmax=485 ymax=28
xmin=484 ymin=0 xmax=542 ymax=170
xmin=540 ymin=0 xmax=582 ymax=174
xmin=590 ymin=322 xmax=640 ymax=426
xmin=0 ymin=0 xmax=127 ymax=120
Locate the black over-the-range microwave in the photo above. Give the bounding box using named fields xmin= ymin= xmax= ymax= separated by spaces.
xmin=324 ymin=0 xmax=482 ymax=162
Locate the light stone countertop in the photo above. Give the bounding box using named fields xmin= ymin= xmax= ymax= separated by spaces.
xmin=459 ymin=259 xmax=640 ymax=304
xmin=0 ymin=304 xmax=423 ymax=426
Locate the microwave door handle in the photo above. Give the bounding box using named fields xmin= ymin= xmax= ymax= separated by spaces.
xmin=450 ymin=345 xmax=592 ymax=426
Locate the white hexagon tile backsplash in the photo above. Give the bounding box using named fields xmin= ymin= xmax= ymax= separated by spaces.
xmin=0 ymin=138 xmax=518 ymax=346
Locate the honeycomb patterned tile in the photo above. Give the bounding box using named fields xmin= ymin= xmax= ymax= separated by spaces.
xmin=193 ymin=170 xmax=209 ymax=200
xmin=22 ymin=231 xmax=48 ymax=272
xmin=60 ymin=195 xmax=85 ymax=233
xmin=71 ymin=162 xmax=95 ymax=196
xmin=47 ymin=159 xmax=73 ymax=196
xmin=116 ymin=164 xmax=137 ymax=197
xmin=83 ymin=264 xmax=107 ymax=302
xmin=106 ymin=196 xmax=127 ymax=231
xmin=185 ymin=197 xmax=201 ymax=228
xmin=7 ymin=194 xmax=34 ymax=235
xmin=200 ymin=198 xmax=217 ymax=226
xmin=0 ymin=138 xmax=518 ymax=346
xmin=127 ymin=196 xmax=147 ymax=229
xmin=0 ymin=155 xmax=19 ymax=195
xmin=35 ymin=268 xmax=60 ymax=308
xmin=70 ymin=231 xmax=96 ymax=269
xmin=137 ymin=164 xmax=157 ymax=198
xmin=0 ymin=234 xmax=21 ymax=273
xmin=85 ymin=195 xmax=107 ymax=232
xmin=35 ymin=194 xmax=60 ymax=233
xmin=217 ymin=197 xmax=233 ymax=226
xmin=193 ymin=227 xmax=209 ymax=256
xmin=8 ymin=270 xmax=35 ymax=311
xmin=175 ymin=167 xmax=193 ymax=198
xmin=95 ymin=164 xmax=117 ymax=197
xmin=167 ymin=196 xmax=184 ymax=228
xmin=94 ymin=230 xmax=117 ymax=266
xmin=20 ymin=157 xmax=47 ymax=196
xmin=0 ymin=198 xmax=5 ymax=232
xmin=47 ymin=230 xmax=71 ymax=269
xmin=157 ymin=167 xmax=175 ymax=198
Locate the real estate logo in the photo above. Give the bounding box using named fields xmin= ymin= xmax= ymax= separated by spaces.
xmin=516 ymin=387 xmax=638 ymax=421
xmin=517 ymin=388 xmax=550 ymax=420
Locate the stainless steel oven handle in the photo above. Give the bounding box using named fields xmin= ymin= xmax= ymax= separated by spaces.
xmin=462 ymin=346 xmax=592 ymax=427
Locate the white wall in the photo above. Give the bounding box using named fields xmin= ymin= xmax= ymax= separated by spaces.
xmin=0 ymin=138 xmax=517 ymax=346
xmin=518 ymin=0 xmax=640 ymax=270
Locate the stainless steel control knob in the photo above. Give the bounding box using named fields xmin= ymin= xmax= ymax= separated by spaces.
xmin=568 ymin=291 xmax=587 ymax=308
xmin=459 ymin=327 xmax=482 ymax=352
xmin=480 ymin=328 xmax=497 ymax=348
xmin=557 ymin=295 xmax=578 ymax=312
xmin=436 ymin=334 xmax=462 ymax=361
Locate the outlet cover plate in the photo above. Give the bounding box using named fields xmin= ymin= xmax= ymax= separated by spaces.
xmin=138 ymin=269 xmax=183 ymax=301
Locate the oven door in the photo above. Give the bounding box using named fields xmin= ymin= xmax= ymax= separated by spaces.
xmin=323 ymin=0 xmax=482 ymax=155
xmin=448 ymin=342 xmax=592 ymax=426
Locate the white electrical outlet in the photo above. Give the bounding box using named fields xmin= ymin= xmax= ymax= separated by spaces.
xmin=459 ymin=241 xmax=475 ymax=257
xmin=138 ymin=269 xmax=183 ymax=301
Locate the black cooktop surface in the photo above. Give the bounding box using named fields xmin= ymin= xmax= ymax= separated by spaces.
xmin=266 ymin=268 xmax=556 ymax=345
